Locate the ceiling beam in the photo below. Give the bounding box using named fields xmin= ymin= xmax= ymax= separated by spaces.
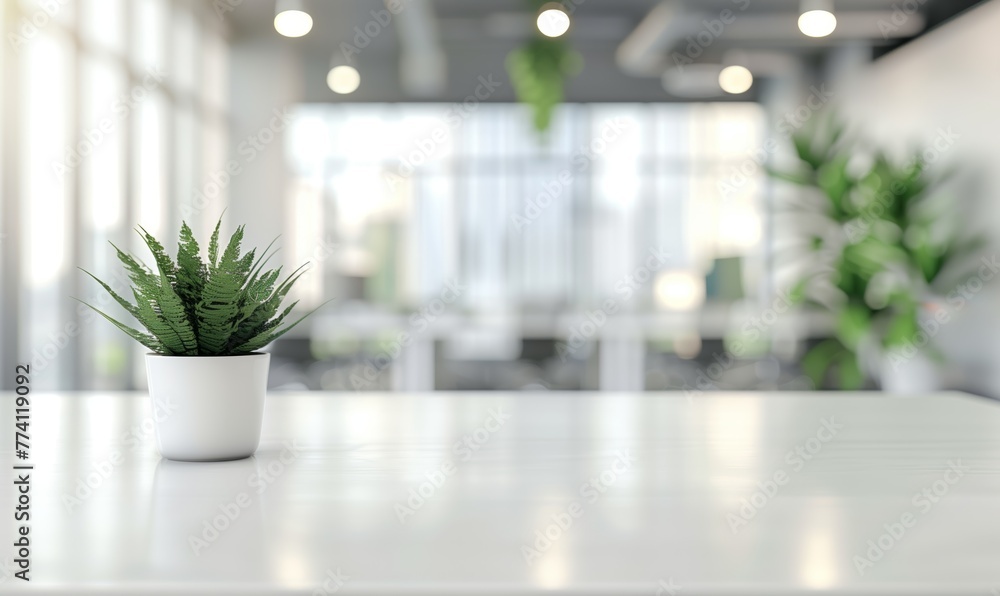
xmin=392 ymin=0 xmax=447 ymax=97
xmin=617 ymin=1 xmax=926 ymax=77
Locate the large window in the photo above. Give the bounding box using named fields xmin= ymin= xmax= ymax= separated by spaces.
xmin=285 ymin=102 xmax=767 ymax=312
xmin=0 ymin=0 xmax=229 ymax=390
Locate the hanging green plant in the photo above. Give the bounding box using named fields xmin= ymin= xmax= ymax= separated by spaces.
xmin=506 ymin=2 xmax=582 ymax=135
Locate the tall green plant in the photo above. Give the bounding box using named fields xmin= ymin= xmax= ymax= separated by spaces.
xmin=769 ymin=115 xmax=978 ymax=388
xmin=77 ymin=217 xmax=323 ymax=356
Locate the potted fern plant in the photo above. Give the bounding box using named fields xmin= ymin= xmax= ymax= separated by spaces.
xmin=77 ymin=217 xmax=319 ymax=461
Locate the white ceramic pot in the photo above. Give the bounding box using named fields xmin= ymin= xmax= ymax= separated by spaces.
xmin=878 ymin=298 xmax=949 ymax=395
xmin=145 ymin=353 xmax=269 ymax=461
xmin=879 ymin=349 xmax=943 ymax=395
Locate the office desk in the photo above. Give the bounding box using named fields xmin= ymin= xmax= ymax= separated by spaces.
xmin=2 ymin=391 xmax=1000 ymax=594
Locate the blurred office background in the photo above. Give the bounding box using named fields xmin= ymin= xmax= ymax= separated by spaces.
xmin=0 ymin=0 xmax=996 ymax=395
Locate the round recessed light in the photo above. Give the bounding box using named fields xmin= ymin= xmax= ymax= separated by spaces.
xmin=327 ymin=65 xmax=361 ymax=94
xmin=718 ymin=65 xmax=753 ymax=94
xmin=798 ymin=9 xmax=837 ymax=37
xmin=537 ymin=5 xmax=570 ymax=38
xmin=274 ymin=9 xmax=313 ymax=38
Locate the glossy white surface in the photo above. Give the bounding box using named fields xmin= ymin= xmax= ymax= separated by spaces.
xmin=2 ymin=391 xmax=1000 ymax=594
xmin=146 ymin=353 xmax=269 ymax=461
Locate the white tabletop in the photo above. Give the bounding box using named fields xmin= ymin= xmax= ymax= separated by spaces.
xmin=2 ymin=391 xmax=1000 ymax=595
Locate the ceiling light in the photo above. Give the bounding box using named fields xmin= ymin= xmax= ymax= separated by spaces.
xmin=798 ymin=0 xmax=837 ymax=38
xmin=718 ymin=65 xmax=753 ymax=94
xmin=536 ymin=3 xmax=570 ymax=38
xmin=274 ymin=0 xmax=313 ymax=38
xmin=327 ymin=65 xmax=360 ymax=94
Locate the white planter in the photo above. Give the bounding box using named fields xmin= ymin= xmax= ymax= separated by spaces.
xmin=879 ymin=349 xmax=943 ymax=395
xmin=145 ymin=352 xmax=269 ymax=461
xmin=879 ymin=298 xmax=950 ymax=395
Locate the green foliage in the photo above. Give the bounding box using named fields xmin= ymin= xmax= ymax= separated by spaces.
xmin=77 ymin=217 xmax=323 ymax=356
xmin=506 ymin=1 xmax=582 ymax=134
xmin=769 ymin=112 xmax=977 ymax=388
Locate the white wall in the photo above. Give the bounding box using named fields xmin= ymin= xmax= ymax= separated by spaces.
xmin=839 ymin=0 xmax=1000 ymax=396
xmin=228 ymin=39 xmax=304 ymax=251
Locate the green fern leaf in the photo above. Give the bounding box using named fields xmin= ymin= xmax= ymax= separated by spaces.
xmin=228 ymin=267 xmax=282 ymax=344
xmin=133 ymin=288 xmax=194 ymax=355
xmin=196 ymin=225 xmax=249 ymax=354
xmin=207 ymin=216 xmax=223 ymax=268
xmin=228 ymin=299 xmax=297 ymax=353
xmin=232 ymin=301 xmax=331 ymax=354
xmin=74 ymin=299 xmax=165 ymax=353
xmin=110 ymin=242 xmax=158 ymax=290
xmin=176 ymin=222 xmax=207 ymax=331
xmin=137 ymin=226 xmax=177 ymax=284
xmin=229 ymin=264 xmax=307 ymax=339
xmin=153 ymin=275 xmax=199 ymax=354
xmin=78 ymin=268 xmax=141 ymax=320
